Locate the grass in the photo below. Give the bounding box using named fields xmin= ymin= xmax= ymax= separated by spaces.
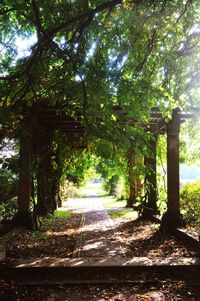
xmin=108 ymin=210 xmax=138 ymax=219
xmin=103 ymin=197 xmax=127 ymax=208
xmin=54 ymin=209 xmax=72 ymax=219
xmin=76 ymin=184 xmax=108 ymax=198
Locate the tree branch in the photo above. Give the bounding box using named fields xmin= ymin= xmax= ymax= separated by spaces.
xmin=48 ymin=0 xmax=123 ymax=37
xmin=175 ymin=0 xmax=192 ymax=24
xmin=48 ymin=40 xmax=89 ymax=120
xmin=72 ymin=15 xmax=94 ymax=44
xmin=177 ymin=32 xmax=200 ymax=57
xmin=31 ymin=0 xmax=45 ymax=41
xmin=135 ymin=28 xmax=157 ymax=75
xmin=0 ymin=0 xmax=123 ymax=82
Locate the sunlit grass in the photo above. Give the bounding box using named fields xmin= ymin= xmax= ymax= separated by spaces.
xmin=54 ymin=209 xmax=72 ymax=219
xmin=108 ymin=210 xmax=138 ymax=219
xmin=103 ymin=197 xmax=127 ymax=208
xmin=96 ymin=191 xmax=109 ymax=197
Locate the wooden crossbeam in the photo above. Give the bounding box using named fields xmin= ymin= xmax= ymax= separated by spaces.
xmin=32 ymin=106 xmax=200 ymax=141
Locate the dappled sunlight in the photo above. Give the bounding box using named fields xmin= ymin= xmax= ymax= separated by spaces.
xmin=12 ymin=254 xmax=199 ymax=269
xmin=6 ymin=182 xmax=200 ymax=270
xmin=80 ymin=241 xmax=103 ymax=251
xmin=80 ymin=221 xmax=110 ymax=232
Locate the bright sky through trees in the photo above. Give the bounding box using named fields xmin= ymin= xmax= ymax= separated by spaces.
xmin=15 ymin=34 xmax=37 ymax=59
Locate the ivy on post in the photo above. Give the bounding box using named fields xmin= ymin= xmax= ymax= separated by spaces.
xmin=14 ymin=116 xmax=34 ymax=229
xmin=161 ymin=108 xmax=185 ymax=229
xmin=126 ymin=146 xmax=136 ymax=208
xmin=36 ymin=130 xmax=54 ymax=216
xmin=142 ymin=135 xmax=158 ymax=218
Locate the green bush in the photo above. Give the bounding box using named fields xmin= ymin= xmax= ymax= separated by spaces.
xmin=60 ymin=180 xmax=78 ymax=200
xmin=0 ymin=197 xmax=18 ymax=220
xmin=103 ymin=174 xmax=119 ymax=196
xmin=180 ymin=181 xmax=200 ymax=226
xmin=0 ymin=162 xmax=18 ymax=220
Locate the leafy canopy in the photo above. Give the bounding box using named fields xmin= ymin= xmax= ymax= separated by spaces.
xmin=0 ymin=0 xmax=200 ymax=146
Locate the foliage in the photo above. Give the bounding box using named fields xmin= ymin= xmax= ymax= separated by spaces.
xmin=1 ymin=0 xmax=200 ymax=134
xmin=0 ymin=197 xmax=18 ymax=220
xmin=1 ymin=1 xmax=200 ymax=225
xmin=64 ymin=150 xmax=97 ymax=186
xmin=94 ymin=139 xmax=128 ymax=195
xmin=180 ymin=119 xmax=200 ymax=165
xmin=0 ymin=168 xmax=17 ymax=201
xmin=60 ymin=180 xmax=78 ymax=200
xmin=155 ymin=135 xmax=167 ymax=213
xmin=112 ymin=176 xmax=126 ymax=199
xmin=180 ymin=181 xmax=200 ymax=226
xmin=0 ymin=144 xmax=18 ymax=220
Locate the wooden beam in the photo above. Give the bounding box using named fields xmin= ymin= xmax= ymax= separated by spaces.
xmin=142 ymin=136 xmax=158 ymax=217
xmin=161 ymin=108 xmax=185 ymax=229
xmin=14 ymin=118 xmax=34 ymax=229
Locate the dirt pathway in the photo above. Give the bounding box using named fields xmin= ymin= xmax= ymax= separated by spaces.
xmin=3 ymin=184 xmax=200 ymax=301
xmin=65 ymin=184 xmax=127 ymax=258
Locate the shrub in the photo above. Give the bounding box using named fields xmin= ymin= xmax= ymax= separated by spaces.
xmin=180 ymin=181 xmax=200 ymax=226
xmin=0 ymin=169 xmax=18 ymax=220
xmin=0 ymin=197 xmax=18 ymax=220
xmin=60 ymin=180 xmax=78 ymax=199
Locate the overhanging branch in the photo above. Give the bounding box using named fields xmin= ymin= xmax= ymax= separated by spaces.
xmin=31 ymin=0 xmax=45 ymax=41
xmin=0 ymin=0 xmax=123 ymax=82
xmin=48 ymin=0 xmax=123 ymax=37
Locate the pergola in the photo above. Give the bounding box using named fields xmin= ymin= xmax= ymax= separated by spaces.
xmin=141 ymin=107 xmax=200 ymax=227
xmin=11 ymin=105 xmax=200 ymax=228
xmin=15 ymin=104 xmax=87 ymax=228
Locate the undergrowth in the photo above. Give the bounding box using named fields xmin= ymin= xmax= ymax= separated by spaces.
xmin=180 ymin=181 xmax=200 ymax=226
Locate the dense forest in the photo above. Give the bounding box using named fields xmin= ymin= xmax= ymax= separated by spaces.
xmin=0 ymin=0 xmax=200 ymax=229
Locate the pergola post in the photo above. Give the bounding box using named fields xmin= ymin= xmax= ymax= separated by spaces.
xmin=162 ymin=108 xmax=185 ymax=228
xmin=142 ymin=136 xmax=158 ymax=218
xmin=126 ymin=146 xmax=136 ymax=208
xmin=36 ymin=131 xmax=53 ymax=216
xmin=14 ymin=118 xmax=34 ymax=229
